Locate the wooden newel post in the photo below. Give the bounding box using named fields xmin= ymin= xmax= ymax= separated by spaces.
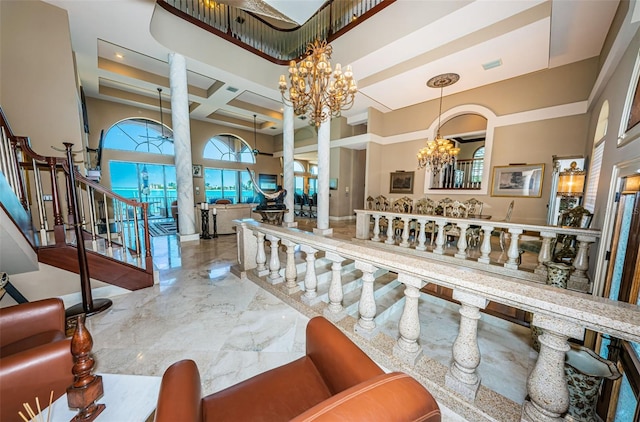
xmin=67 ymin=314 xmax=105 ymax=421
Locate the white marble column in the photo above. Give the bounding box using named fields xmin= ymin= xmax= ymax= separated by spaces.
xmin=445 ymin=290 xmax=488 ymax=401
xmin=168 ymin=52 xmax=197 ymax=242
xmin=282 ymin=103 xmax=296 ymax=227
xmin=313 ymin=107 xmax=332 ymax=236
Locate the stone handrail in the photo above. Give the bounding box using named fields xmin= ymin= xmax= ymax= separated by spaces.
xmin=234 ymin=218 xmax=635 ymax=421
xmin=354 ymin=209 xmax=601 ymax=293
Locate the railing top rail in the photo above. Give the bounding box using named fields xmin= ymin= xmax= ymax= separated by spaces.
xmin=236 ymin=219 xmax=638 ymax=343
xmin=354 ymin=209 xmax=601 ymax=238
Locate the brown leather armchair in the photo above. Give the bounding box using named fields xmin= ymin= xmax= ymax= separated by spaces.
xmin=0 ymin=298 xmax=74 ymax=422
xmin=154 ymin=316 xmax=440 ymax=422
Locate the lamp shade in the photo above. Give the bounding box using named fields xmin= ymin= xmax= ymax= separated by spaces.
xmin=622 ymin=175 xmax=640 ymax=194
xmin=557 ymin=161 xmax=586 ymax=197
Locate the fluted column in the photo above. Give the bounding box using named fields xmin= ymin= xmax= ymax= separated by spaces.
xmin=313 ymin=107 xmax=332 ymax=236
xmin=415 ymin=219 xmax=428 ymax=251
xmin=534 ymin=231 xmax=556 ymax=276
xmin=522 ymin=314 xmax=584 ymax=422
xmin=168 ymin=52 xmax=197 ymax=242
xmin=354 ymin=261 xmax=378 ymax=339
xmin=433 ymin=219 xmax=446 ymax=255
xmin=265 ymin=234 xmax=283 ymax=284
xmin=455 ymin=222 xmax=469 ymax=259
xmin=282 ymin=103 xmax=296 ymax=227
xmin=477 ymin=225 xmax=494 ymax=264
xmin=281 ymin=239 xmax=299 ymax=294
xmin=323 ymin=252 xmax=347 ymax=322
xmin=301 ymin=245 xmax=319 ymax=304
xmin=371 ymin=215 xmax=382 ymax=241
xmin=445 ymin=290 xmax=488 ymax=401
xmin=393 ymin=274 xmax=423 ymax=366
xmin=254 ymin=231 xmax=268 ymax=277
xmin=505 ymin=228 xmax=523 ymax=270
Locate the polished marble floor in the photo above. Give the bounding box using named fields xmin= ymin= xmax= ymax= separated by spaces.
xmin=85 ymin=218 xmax=536 ymax=422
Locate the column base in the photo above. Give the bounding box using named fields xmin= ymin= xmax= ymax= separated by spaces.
xmin=282 ymin=221 xmax=298 ymax=228
xmin=323 ymin=307 xmax=347 ymax=322
xmin=301 ymin=292 xmax=321 ymax=306
xmin=267 ymin=274 xmax=284 ymax=285
xmin=455 ymin=252 xmax=467 ymax=259
xmin=354 ymin=321 xmax=379 ymax=340
xmin=445 ymin=368 xmax=480 ymax=401
xmin=521 ymin=400 xmax=563 ymax=422
xmin=313 ymin=227 xmax=333 ymax=236
xmin=255 ymin=268 xmax=270 ymax=277
xmin=504 ymin=262 xmax=519 ymax=270
xmin=568 ymin=276 xmax=590 ymax=293
xmin=393 ymin=342 xmax=422 ymax=366
xmin=178 ymin=233 xmax=200 ymax=242
xmin=477 ymin=257 xmax=490 ymax=264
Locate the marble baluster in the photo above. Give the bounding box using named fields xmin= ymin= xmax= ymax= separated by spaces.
xmin=254 ymin=231 xmax=269 ymax=277
xmin=504 ymin=228 xmax=523 ymax=270
xmin=371 ymin=215 xmax=382 ymax=241
xmin=433 ymin=219 xmax=446 ymax=255
xmin=399 ymin=216 xmax=411 ymax=247
xmin=393 ymin=274 xmax=424 ymax=366
xmin=522 ymin=315 xmax=584 ymax=422
xmin=455 ymin=222 xmax=469 ymax=259
xmin=280 ymin=239 xmax=299 ymax=294
xmin=569 ymin=235 xmax=596 ymax=292
xmin=265 ymin=234 xmax=283 ymax=284
xmin=534 ymin=231 xmax=557 ymax=276
xmin=323 ymin=252 xmax=347 ymax=322
xmin=415 ymin=219 xmax=428 ymax=251
xmin=354 ymin=261 xmax=379 ymax=339
xmin=300 ymin=245 xmax=319 ymax=304
xmin=385 ymin=215 xmax=395 ymax=245
xmin=445 ymin=291 xmax=488 ymax=401
xmin=477 ymin=225 xmax=494 ymax=264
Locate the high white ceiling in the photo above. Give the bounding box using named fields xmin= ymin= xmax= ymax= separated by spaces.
xmin=45 ymin=0 xmax=620 ymax=138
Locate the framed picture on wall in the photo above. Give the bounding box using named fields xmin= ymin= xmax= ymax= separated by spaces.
xmin=192 ymin=164 xmax=203 ymax=178
xmin=389 ymin=171 xmax=414 ymax=194
xmin=491 ymin=164 xmax=544 ymax=197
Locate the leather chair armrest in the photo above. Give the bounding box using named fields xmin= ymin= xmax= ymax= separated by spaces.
xmin=154 ymin=360 xmax=203 ymax=422
xmin=291 ymin=372 xmax=441 ymax=422
xmin=0 ymin=339 xmax=73 ymax=422
xmin=0 ymin=298 xmax=66 ymax=347
xmin=305 ymin=317 xmax=383 ymax=395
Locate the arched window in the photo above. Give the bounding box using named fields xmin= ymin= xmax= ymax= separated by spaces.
xmin=104 ymin=118 xmax=174 ymax=155
xmin=470 ymin=146 xmax=484 ymax=183
xmin=203 ymin=134 xmax=255 ymax=163
xmin=309 ymin=165 xmax=318 ymax=175
xmin=293 ymin=161 xmax=305 ymax=173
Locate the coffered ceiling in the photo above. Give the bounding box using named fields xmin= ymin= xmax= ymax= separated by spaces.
xmin=45 ymin=0 xmax=620 ymax=138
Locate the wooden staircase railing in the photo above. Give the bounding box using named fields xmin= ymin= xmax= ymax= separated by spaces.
xmin=0 ymin=107 xmax=154 ymax=291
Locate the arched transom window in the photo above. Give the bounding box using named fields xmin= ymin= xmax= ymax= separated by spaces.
xmin=104 ymin=118 xmax=174 ymax=155
xmin=203 ymin=134 xmax=255 ymax=163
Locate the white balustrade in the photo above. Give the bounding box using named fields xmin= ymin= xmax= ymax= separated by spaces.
xmin=300 ymin=244 xmax=319 ymax=304
xmin=399 ymin=216 xmax=411 ymax=247
xmin=280 ymin=239 xmax=299 ymax=294
xmin=534 ymin=231 xmax=557 ymax=276
xmin=265 ymin=234 xmax=283 ymax=284
xmin=393 ymin=273 xmax=423 ymax=366
xmin=372 ymin=215 xmax=381 ymax=242
xmin=254 ymin=230 xmax=268 ymax=276
xmin=415 ymin=219 xmax=428 ymax=251
xmin=505 ymin=228 xmax=523 ymax=270
xmin=323 ymin=252 xmax=347 ymax=322
xmin=354 ymin=260 xmax=379 ymax=339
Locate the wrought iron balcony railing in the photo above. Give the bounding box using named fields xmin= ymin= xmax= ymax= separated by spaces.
xmin=157 ymin=0 xmax=394 ymax=64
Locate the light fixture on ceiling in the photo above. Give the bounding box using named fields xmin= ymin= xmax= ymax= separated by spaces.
xmin=557 ymin=161 xmax=586 ymax=197
xmin=417 ymin=73 xmax=461 ymax=173
xmin=278 ymin=39 xmax=357 ymax=127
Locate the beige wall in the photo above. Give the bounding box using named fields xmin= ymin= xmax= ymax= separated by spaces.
xmin=0 ymin=0 xmax=83 ymax=157
xmin=329 ymin=148 xmax=366 ymax=218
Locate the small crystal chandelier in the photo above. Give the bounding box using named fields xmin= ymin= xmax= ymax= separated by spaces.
xmin=278 ymin=39 xmax=357 ymax=127
xmin=417 ymin=73 xmax=461 ymax=173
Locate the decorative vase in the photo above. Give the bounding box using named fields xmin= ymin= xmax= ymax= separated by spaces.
xmin=544 ymin=261 xmax=573 ymax=289
xmin=564 ymin=343 xmax=621 ymax=422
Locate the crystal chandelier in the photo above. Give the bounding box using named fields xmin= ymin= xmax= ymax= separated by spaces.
xmin=417 ymin=73 xmax=461 ymax=173
xmin=278 ymin=39 xmax=357 ymax=127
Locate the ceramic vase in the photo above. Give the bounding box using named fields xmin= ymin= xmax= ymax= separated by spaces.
xmin=544 ymin=261 xmax=573 ymax=289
